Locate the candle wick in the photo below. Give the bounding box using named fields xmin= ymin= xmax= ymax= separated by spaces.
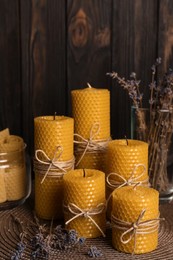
xmin=83 ymin=169 xmax=86 ymax=177
xmin=87 ymin=83 xmax=92 ymax=88
xmin=54 ymin=112 xmax=57 ymax=120
xmin=124 ymin=135 xmax=128 ymax=145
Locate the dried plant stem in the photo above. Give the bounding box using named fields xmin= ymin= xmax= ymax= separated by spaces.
xmin=149 ymin=110 xmax=173 ymax=191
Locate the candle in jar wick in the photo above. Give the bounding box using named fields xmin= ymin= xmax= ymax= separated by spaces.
xmin=83 ymin=169 xmax=86 ymax=177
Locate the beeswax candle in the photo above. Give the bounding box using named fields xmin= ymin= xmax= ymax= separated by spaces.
xmin=106 ymin=139 xmax=149 ymax=217
xmin=63 ymin=169 xmax=106 ymax=238
xmin=106 ymin=139 xmax=148 ymax=181
xmin=34 ymin=116 xmax=74 ymax=161
xmin=71 ymin=86 xmax=110 ymax=139
xmin=34 ymin=115 xmax=74 ymax=220
xmin=71 ymin=85 xmax=110 ymax=169
xmin=112 ymin=185 xmax=159 ymax=254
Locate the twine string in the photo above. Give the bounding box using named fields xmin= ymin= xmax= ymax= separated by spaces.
xmin=64 ymin=203 xmax=106 ymax=237
xmin=112 ymin=209 xmax=164 ymax=254
xmin=74 ymin=123 xmax=110 ymax=166
xmin=35 ymin=146 xmax=74 ymax=183
xmin=106 ymin=164 xmax=148 ymax=190
xmin=106 ymin=164 xmax=148 ymax=207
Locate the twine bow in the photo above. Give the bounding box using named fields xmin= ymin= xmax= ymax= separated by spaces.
xmin=35 ymin=146 xmax=74 ymax=183
xmin=106 ymin=164 xmax=149 ymax=207
xmin=74 ymin=123 xmax=110 ymax=166
xmin=64 ymin=203 xmax=106 ymax=237
xmin=106 ymin=164 xmax=148 ymax=190
xmin=112 ymin=209 xmax=164 ymax=254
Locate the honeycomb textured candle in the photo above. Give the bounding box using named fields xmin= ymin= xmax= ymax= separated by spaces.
xmin=71 ymin=87 xmax=110 ymax=139
xmin=34 ymin=116 xmax=74 ymax=161
xmin=64 ymin=169 xmax=106 ymax=238
xmin=34 ymin=116 xmax=74 ymax=220
xmin=112 ymin=186 xmax=159 ymax=254
xmin=72 ymin=86 xmax=110 ymax=169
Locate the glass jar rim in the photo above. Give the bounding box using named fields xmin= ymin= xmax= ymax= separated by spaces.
xmin=0 ymin=143 xmax=27 ymax=156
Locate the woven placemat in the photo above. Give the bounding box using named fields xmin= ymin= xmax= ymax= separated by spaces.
xmin=0 ymin=203 xmax=173 ymax=260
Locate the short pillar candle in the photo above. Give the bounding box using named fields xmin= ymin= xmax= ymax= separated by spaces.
xmin=63 ymin=169 xmax=106 ymax=238
xmin=111 ymin=185 xmax=160 ymax=254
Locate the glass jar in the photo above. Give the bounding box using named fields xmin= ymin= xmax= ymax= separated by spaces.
xmin=0 ymin=144 xmax=31 ymax=209
xmin=131 ymin=106 xmax=149 ymax=142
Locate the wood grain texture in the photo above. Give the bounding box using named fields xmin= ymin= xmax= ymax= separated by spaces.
xmin=67 ymin=0 xmax=112 ymax=115
xmin=20 ymin=0 xmax=66 ymax=154
xmin=158 ymin=0 xmax=173 ymax=164
xmin=111 ymin=0 xmax=158 ymax=139
xmin=0 ymin=0 xmax=21 ymax=135
xmin=0 ymin=0 xmax=173 ymax=158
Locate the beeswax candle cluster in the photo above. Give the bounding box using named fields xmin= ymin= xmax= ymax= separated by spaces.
xmin=71 ymin=85 xmax=110 ymax=171
xmin=34 ymin=116 xmax=74 ymax=220
xmin=106 ymin=139 xmax=149 ymax=217
xmin=32 ymin=83 xmax=161 ymax=254
xmin=0 ymin=128 xmax=27 ymax=203
xmin=104 ymin=139 xmax=160 ymax=254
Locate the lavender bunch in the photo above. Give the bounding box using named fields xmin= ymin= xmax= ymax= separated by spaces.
xmin=50 ymin=226 xmax=85 ymax=250
xmin=107 ymin=58 xmax=173 ymax=192
xmin=107 ymin=71 xmax=143 ymax=108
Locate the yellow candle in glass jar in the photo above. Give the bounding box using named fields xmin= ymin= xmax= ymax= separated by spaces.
xmin=71 ymin=85 xmax=110 ymax=169
xmin=63 ymin=169 xmax=106 ymax=238
xmin=112 ymin=185 xmax=159 ymax=254
xmin=34 ymin=115 xmax=74 ymax=220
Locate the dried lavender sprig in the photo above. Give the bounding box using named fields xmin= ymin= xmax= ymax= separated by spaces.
xmin=87 ymin=246 xmax=103 ymax=258
xmin=107 ymin=72 xmax=143 ymax=108
xmin=51 ymin=226 xmax=85 ymax=250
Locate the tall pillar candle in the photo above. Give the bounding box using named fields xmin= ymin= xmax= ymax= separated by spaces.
xmin=34 ymin=116 xmax=74 ymax=220
xmin=71 ymin=85 xmax=110 ymax=170
xmin=63 ymin=169 xmax=106 ymax=238
xmin=112 ymin=186 xmax=160 ymax=254
xmin=106 ymin=139 xmax=149 ymax=217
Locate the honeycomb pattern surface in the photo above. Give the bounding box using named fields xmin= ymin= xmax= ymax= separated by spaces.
xmin=71 ymin=88 xmax=110 ymax=139
xmin=106 ymin=139 xmax=148 ymax=179
xmin=63 ymin=169 xmax=106 ymax=238
xmin=35 ymin=172 xmax=64 ymax=220
xmin=34 ymin=116 xmax=74 ymax=161
xmin=112 ymin=186 xmax=159 ymax=254
xmin=75 ymin=151 xmax=107 ymax=171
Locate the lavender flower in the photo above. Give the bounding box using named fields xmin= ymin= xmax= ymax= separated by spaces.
xmin=87 ymin=246 xmax=103 ymax=258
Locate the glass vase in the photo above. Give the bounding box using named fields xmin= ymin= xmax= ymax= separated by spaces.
xmin=131 ymin=106 xmax=149 ymax=142
xmin=148 ymin=109 xmax=173 ymax=202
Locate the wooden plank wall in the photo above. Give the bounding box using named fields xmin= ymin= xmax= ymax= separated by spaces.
xmin=0 ymin=0 xmax=173 ymax=157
